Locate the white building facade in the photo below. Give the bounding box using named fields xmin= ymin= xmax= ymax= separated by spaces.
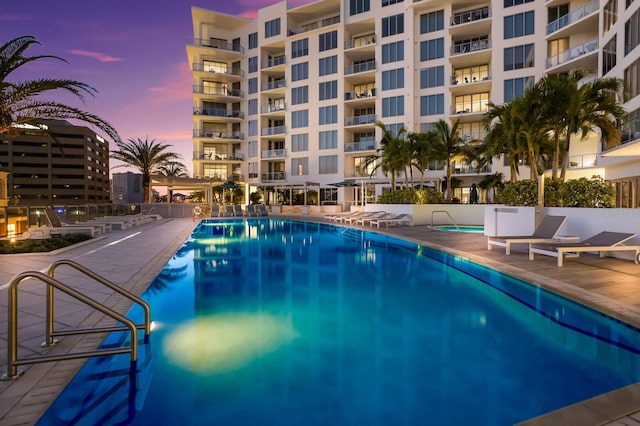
xmin=187 ymin=0 xmax=640 ymax=207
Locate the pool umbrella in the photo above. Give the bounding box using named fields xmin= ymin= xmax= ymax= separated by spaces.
xmin=470 ymin=183 xmax=479 ymax=204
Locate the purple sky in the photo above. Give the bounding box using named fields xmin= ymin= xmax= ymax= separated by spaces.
xmin=2 ymin=0 xmax=313 ymax=175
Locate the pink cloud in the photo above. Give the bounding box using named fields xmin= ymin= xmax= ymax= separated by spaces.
xmin=71 ymin=49 xmax=123 ymax=63
xmin=147 ymin=61 xmax=193 ymax=103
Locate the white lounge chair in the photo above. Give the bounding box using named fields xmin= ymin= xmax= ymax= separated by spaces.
xmin=369 ymin=213 xmax=412 ymax=228
xmin=487 ymin=215 xmax=567 ymax=255
xmin=354 ymin=211 xmax=387 ymax=226
xmin=529 ymin=231 xmax=640 ymax=267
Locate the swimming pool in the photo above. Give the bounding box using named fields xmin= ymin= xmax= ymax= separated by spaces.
xmin=435 ymin=225 xmax=485 ymax=233
xmin=37 ymin=218 xmax=640 ymax=425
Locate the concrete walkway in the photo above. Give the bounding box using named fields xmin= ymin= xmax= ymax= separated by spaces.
xmin=1 ymin=215 xmax=640 ymax=425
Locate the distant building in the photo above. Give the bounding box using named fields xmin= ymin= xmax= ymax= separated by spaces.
xmin=0 ymin=120 xmax=110 ymax=206
xmin=111 ymin=172 xmax=144 ymax=204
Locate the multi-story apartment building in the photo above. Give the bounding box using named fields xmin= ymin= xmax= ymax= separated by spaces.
xmin=0 ymin=120 xmax=110 ymax=206
xmin=187 ymin=0 xmax=640 ymax=207
xmin=111 ymin=172 xmax=144 ymax=204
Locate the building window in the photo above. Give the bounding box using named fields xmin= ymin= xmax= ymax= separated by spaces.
xmin=319 ymin=30 xmax=338 ymax=52
xmin=625 ymin=9 xmax=640 ymax=55
xmin=291 ymin=62 xmax=309 ymax=81
xmin=292 ymin=39 xmax=309 ymax=58
xmin=504 ymin=76 xmax=534 ymax=102
xmin=382 ymin=14 xmax=404 ymax=37
xmin=248 ymin=141 xmax=258 ymax=158
xmin=291 ymin=157 xmax=309 ymax=175
xmin=319 ymin=105 xmax=338 ymax=125
xmin=603 ymin=0 xmax=618 ymax=35
xmin=248 ymin=77 xmax=258 ymax=94
xmin=504 ymin=44 xmax=534 ymax=71
xmin=603 ymin=36 xmax=617 ymax=75
xmin=420 ymin=38 xmax=444 ymax=61
xmin=319 ymin=155 xmax=338 ymax=174
xmin=504 ymin=11 xmax=535 ymax=39
xmin=265 ymin=18 xmax=281 ymax=38
xmin=319 ymin=56 xmax=338 ymax=76
xmin=292 ymin=86 xmax=309 ymax=105
xmin=319 ymin=80 xmax=338 ymax=100
xmin=382 ymin=68 xmax=404 ymax=90
xmin=382 ymin=41 xmax=404 ymax=63
xmin=350 ymin=0 xmax=370 ymax=16
xmin=624 ymin=57 xmax=640 ymax=101
xmin=420 ymin=10 xmax=444 ymax=34
xmin=382 ymin=0 xmax=403 ymax=6
xmin=248 ymin=56 xmax=258 ymax=73
xmin=291 ymin=134 xmax=309 ymax=152
xmin=382 ymin=95 xmax=404 ymax=117
xmin=248 ymin=32 xmax=258 ymax=49
xmin=248 ymin=99 xmax=258 ymax=115
xmin=248 ymin=120 xmax=258 ymax=137
xmin=504 ymin=0 xmax=533 ymax=7
xmin=420 ymin=65 xmax=444 ymax=88
xmin=420 ymin=94 xmax=444 ymax=116
xmin=452 ymin=64 xmax=489 ymax=85
xmin=291 ymin=110 xmax=309 ymax=128
xmin=319 ymin=130 xmax=338 ymax=149
xmin=454 ymin=93 xmax=489 ymax=114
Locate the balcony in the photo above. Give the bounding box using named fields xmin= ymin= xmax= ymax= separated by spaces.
xmin=262 ymin=80 xmax=286 ymax=91
xmin=451 ymin=105 xmax=489 ymax=115
xmin=192 ymin=38 xmax=244 ymax=54
xmin=345 ymin=140 xmax=376 ymax=152
xmin=345 ymin=114 xmax=376 ymax=126
xmin=546 ymin=37 xmax=598 ymax=69
xmin=194 ymin=151 xmax=231 ymax=161
xmin=345 ymin=88 xmax=376 ymax=101
xmin=192 ymin=63 xmax=244 ymax=78
xmin=344 ymin=34 xmax=376 ymax=50
xmin=193 ymin=129 xmax=244 ymax=140
xmin=261 ymin=126 xmax=287 ymax=136
xmin=262 ymin=172 xmax=287 ymax=182
xmin=193 ymin=107 xmax=244 ymax=119
xmin=261 ymin=149 xmax=286 ymax=158
xmin=345 ymin=61 xmax=376 ymax=75
xmin=344 ymin=168 xmax=374 ymax=178
xmin=193 ymin=85 xmax=244 ymax=98
xmin=261 ymin=55 xmax=286 ymax=69
xmin=451 ymin=38 xmax=490 ymax=55
xmin=261 ymin=103 xmax=287 ymax=113
xmin=288 ymin=15 xmax=340 ymax=35
xmin=547 ymin=0 xmax=599 ymax=35
xmin=452 ymin=164 xmax=492 ymax=174
xmin=450 ymin=7 xmax=491 ymax=26
xmin=568 ymin=153 xmax=597 ymax=169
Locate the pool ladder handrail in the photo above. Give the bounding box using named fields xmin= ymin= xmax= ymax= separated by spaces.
xmin=2 ymin=260 xmax=151 ymax=381
xmin=431 ymin=210 xmax=459 ymax=231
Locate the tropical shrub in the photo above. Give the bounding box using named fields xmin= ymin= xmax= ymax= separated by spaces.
xmin=0 ymin=234 xmax=91 ymax=254
xmin=494 ymin=179 xmax=538 ymax=206
xmin=495 ymin=176 xmax=614 ymax=207
xmin=377 ymin=188 xmax=444 ymax=204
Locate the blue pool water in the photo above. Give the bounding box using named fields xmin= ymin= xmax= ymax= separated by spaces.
xmin=436 ymin=225 xmax=485 ymax=233
xmin=38 ymin=219 xmax=640 ymax=425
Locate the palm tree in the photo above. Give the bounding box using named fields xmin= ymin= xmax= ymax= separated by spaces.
xmin=429 ymin=120 xmax=464 ymax=201
xmin=365 ymin=122 xmax=407 ymax=190
xmin=510 ymin=91 xmax=550 ymax=179
xmin=157 ymin=161 xmax=190 ymax=177
xmin=482 ymin=102 xmax=524 ymax=182
xmin=0 ymin=35 xmax=120 ymax=142
xmin=561 ymin=71 xmax=625 ymax=179
xmin=407 ymin=131 xmax=436 ymax=188
xmin=110 ymin=137 xmax=182 ymax=203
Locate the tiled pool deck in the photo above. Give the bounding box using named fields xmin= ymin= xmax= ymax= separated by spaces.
xmin=1 ymin=215 xmax=640 ymax=425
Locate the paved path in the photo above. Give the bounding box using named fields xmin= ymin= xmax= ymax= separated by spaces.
xmin=1 ymin=215 xmax=640 ymax=425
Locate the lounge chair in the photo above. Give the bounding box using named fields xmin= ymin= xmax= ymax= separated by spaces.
xmin=339 ymin=211 xmax=369 ymax=224
xmin=246 ymin=205 xmax=258 ymax=217
xmin=234 ymin=205 xmax=244 ymax=217
xmin=211 ymin=204 xmax=220 ymax=217
xmin=258 ymin=204 xmax=269 ymax=217
xmin=222 ymin=205 xmax=234 ymax=217
xmin=529 ymin=231 xmax=640 ymax=267
xmin=325 ymin=212 xmax=356 ymax=222
xmin=354 ymin=211 xmax=387 ymax=226
xmin=369 ymin=213 xmax=412 ymax=228
xmin=40 ymin=207 xmax=106 ymax=236
xmin=487 ymin=215 xmax=567 ymax=255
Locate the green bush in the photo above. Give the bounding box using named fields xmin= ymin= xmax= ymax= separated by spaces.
xmin=377 ymin=188 xmax=444 ymax=204
xmin=495 ymin=176 xmax=614 ymax=207
xmin=0 ymin=234 xmax=92 ymax=254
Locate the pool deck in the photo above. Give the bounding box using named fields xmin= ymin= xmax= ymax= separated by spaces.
xmin=1 ymin=215 xmax=640 ymax=425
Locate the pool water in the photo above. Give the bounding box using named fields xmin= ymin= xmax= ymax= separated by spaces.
xmin=436 ymin=225 xmax=485 ymax=233
xmin=38 ymin=219 xmax=640 ymax=425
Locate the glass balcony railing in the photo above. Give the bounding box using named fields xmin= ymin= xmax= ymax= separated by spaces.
xmin=345 ymin=88 xmax=376 ymax=100
xmin=345 ymin=140 xmax=376 ymax=152
xmin=261 ymin=126 xmax=286 ymax=136
xmin=192 ymin=38 xmax=244 ymax=54
xmin=345 ymin=61 xmax=376 ymax=75
xmin=261 ymin=80 xmax=286 ymax=91
xmin=345 ymin=34 xmax=376 ymax=49
xmin=568 ymin=153 xmax=597 ymax=168
xmin=193 ymin=85 xmax=244 ymax=98
xmin=345 ymin=114 xmax=376 ymax=126
xmin=261 ymin=149 xmax=286 ymax=158
xmin=192 ymin=63 xmax=245 ymax=77
xmin=546 ymin=37 xmax=598 ymax=69
xmin=547 ymin=0 xmax=599 ymax=35
xmin=288 ymin=15 xmax=340 ymax=35
xmin=450 ymin=7 xmax=491 ymax=26
xmin=261 ymin=103 xmax=286 ymax=113
xmin=193 ymin=108 xmax=244 ymax=119
xmin=451 ymin=39 xmax=490 ymax=55
xmin=262 ymin=172 xmax=287 ymax=182
xmin=193 ymin=129 xmax=244 ymax=140
xmin=261 ymin=56 xmax=286 ymax=69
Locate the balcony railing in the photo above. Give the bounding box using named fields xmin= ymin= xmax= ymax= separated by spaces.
xmin=261 ymin=126 xmax=286 ymax=136
xmin=344 ymin=169 xmax=374 ymax=178
xmin=546 ymin=37 xmax=598 ymax=69
xmin=193 ymin=85 xmax=244 ymax=98
xmin=345 ymin=61 xmax=376 ymax=75
xmin=193 ymin=108 xmax=244 ymax=119
xmin=262 ymin=172 xmax=287 ymax=182
xmin=289 ymin=15 xmax=340 ymax=35
xmin=192 ymin=38 xmax=244 ymax=54
xmin=194 ymin=151 xmax=229 ymax=160
xmin=261 ymin=56 xmax=286 ymax=69
xmin=345 ymin=34 xmax=376 ymax=49
xmin=261 ymin=103 xmax=287 ymax=113
xmin=261 ymin=149 xmax=286 ymax=158
xmin=262 ymin=80 xmax=286 ymax=91
xmin=450 ymin=7 xmax=491 ymax=26
xmin=452 ymin=164 xmax=492 ymax=174
xmin=451 ymin=105 xmax=489 ymax=114
xmin=618 ymin=117 xmax=640 ymax=148
xmin=345 ymin=140 xmax=376 ymax=152
xmin=345 ymin=89 xmax=376 ymax=100
xmin=568 ymin=153 xmax=597 ymax=168
xmin=460 ymin=133 xmax=486 ymax=142
xmin=192 ymin=63 xmax=245 ymax=77
xmin=193 ymin=129 xmax=244 ymax=140
xmin=345 ymin=114 xmax=376 ymax=126
xmin=547 ymin=0 xmax=599 ymax=35
xmin=451 ymin=72 xmax=491 ymax=85
xmin=451 ymin=39 xmax=490 ymax=55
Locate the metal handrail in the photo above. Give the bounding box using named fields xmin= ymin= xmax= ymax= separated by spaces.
xmin=431 ymin=210 xmax=459 ymax=231
xmin=2 ymin=271 xmax=139 ymax=381
xmin=47 ymin=259 xmax=152 ymax=345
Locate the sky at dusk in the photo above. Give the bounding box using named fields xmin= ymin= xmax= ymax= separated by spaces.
xmin=2 ymin=0 xmax=313 ymax=175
